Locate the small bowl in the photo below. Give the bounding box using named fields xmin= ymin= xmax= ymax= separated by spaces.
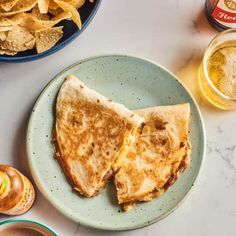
xmin=0 ymin=219 xmax=58 ymax=236
xmin=0 ymin=0 xmax=101 ymax=63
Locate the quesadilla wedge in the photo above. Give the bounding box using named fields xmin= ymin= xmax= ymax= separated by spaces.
xmin=54 ymin=75 xmax=144 ymax=197
xmin=114 ymin=104 xmax=191 ymax=211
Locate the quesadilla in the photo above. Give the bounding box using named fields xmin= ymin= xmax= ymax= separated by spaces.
xmin=54 ymin=75 xmax=144 ymax=197
xmin=114 ymin=104 xmax=191 ymax=211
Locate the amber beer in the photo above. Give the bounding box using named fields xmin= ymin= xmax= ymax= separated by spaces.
xmin=198 ymin=29 xmax=236 ymax=109
xmin=206 ymin=0 xmax=236 ymax=30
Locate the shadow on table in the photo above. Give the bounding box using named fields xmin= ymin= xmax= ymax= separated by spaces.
xmin=174 ymin=7 xmax=230 ymax=115
xmin=194 ymin=5 xmax=217 ymax=34
xmin=176 ymin=53 xmax=229 ymax=115
xmin=10 ymin=105 xmax=32 ymax=178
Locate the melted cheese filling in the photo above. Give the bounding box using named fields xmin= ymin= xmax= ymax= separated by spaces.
xmin=112 ymin=127 xmax=140 ymax=171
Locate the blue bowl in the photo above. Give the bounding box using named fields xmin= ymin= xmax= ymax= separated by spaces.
xmin=0 ymin=0 xmax=102 ymax=63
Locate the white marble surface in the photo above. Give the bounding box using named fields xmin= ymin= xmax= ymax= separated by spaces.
xmin=0 ymin=0 xmax=236 ymax=235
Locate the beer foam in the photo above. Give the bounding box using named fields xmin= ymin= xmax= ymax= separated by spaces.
xmin=208 ymin=45 xmax=236 ymax=98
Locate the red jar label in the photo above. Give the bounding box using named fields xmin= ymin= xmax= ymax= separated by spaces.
xmin=212 ymin=0 xmax=236 ymax=27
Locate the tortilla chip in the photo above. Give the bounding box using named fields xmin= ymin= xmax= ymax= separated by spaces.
xmin=0 ymin=48 xmax=17 ymax=55
xmin=48 ymin=0 xmax=61 ymax=15
xmin=0 ymin=25 xmax=13 ymax=31
xmin=48 ymin=0 xmax=59 ymax=10
xmin=0 ymin=17 xmax=13 ymax=26
xmin=54 ymin=0 xmax=81 ymax=29
xmin=11 ymin=12 xmax=71 ymax=31
xmin=0 ymin=0 xmax=93 ymax=55
xmin=0 ymin=25 xmax=35 ymax=52
xmin=63 ymin=0 xmax=85 ymax=9
xmin=35 ymin=26 xmax=63 ymax=53
xmin=0 ymin=0 xmax=12 ymax=6
xmin=0 ymin=0 xmax=37 ymax=16
xmin=38 ymin=0 xmax=50 ymax=14
xmin=0 ymin=31 xmax=7 ymax=41
xmin=48 ymin=6 xmax=63 ymax=16
xmin=0 ymin=18 xmax=14 ymax=32
xmin=51 ymin=11 xmax=72 ymax=21
xmin=0 ymin=0 xmax=13 ymax=3
xmin=75 ymin=0 xmax=86 ymax=9
xmin=0 ymin=0 xmax=18 ymax=12
xmin=31 ymin=5 xmax=50 ymax=20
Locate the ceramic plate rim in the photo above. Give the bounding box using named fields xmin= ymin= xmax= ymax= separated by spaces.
xmin=27 ymin=54 xmax=206 ymax=231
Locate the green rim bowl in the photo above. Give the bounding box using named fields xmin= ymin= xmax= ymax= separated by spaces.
xmin=0 ymin=219 xmax=58 ymax=235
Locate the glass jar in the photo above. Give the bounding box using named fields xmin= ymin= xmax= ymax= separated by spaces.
xmin=0 ymin=165 xmax=35 ymax=215
xmin=198 ymin=29 xmax=236 ymax=110
xmin=206 ymin=0 xmax=236 ymax=31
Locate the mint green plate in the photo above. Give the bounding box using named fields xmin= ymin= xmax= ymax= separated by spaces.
xmin=27 ymin=55 xmax=205 ymax=231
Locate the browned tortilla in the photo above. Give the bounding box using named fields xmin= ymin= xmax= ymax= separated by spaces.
xmin=55 ymin=75 xmax=144 ymax=197
xmin=114 ymin=104 xmax=191 ymax=211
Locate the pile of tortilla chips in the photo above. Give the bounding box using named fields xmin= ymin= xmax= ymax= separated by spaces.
xmin=0 ymin=0 xmax=93 ymax=55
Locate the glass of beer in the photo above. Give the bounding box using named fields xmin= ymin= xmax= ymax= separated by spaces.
xmin=198 ymin=29 xmax=236 ymax=110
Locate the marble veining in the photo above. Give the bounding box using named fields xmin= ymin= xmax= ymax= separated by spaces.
xmin=73 ymin=225 xmax=80 ymax=236
xmin=207 ymin=140 xmax=236 ymax=188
